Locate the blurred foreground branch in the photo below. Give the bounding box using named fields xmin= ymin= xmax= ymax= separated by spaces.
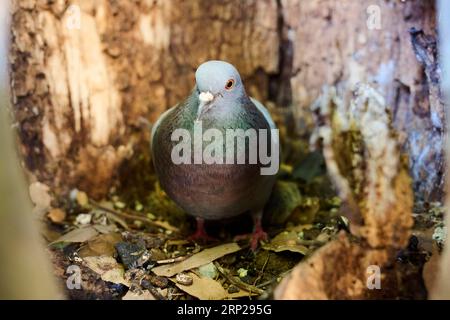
xmin=0 ymin=2 xmax=61 ymax=299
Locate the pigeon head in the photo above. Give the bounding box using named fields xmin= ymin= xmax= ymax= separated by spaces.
xmin=194 ymin=60 xmax=246 ymax=120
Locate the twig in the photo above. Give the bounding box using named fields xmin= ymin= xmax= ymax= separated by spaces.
xmin=253 ymin=254 xmax=270 ymax=286
xmin=90 ymin=200 xmax=179 ymax=232
xmin=256 ymin=269 xmax=292 ymax=289
xmin=156 ymin=255 xmax=190 ymax=265
xmin=297 ymin=239 xmax=326 ymax=246
xmin=213 ymin=262 xmax=265 ymax=295
xmin=141 ymin=281 xmax=166 ymax=300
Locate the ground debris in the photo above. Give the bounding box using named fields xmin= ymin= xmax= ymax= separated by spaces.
xmin=51 ymin=226 xmax=98 ymax=245
xmin=152 ymin=243 xmax=241 ymax=277
xmin=83 ymin=255 xmax=130 ymax=286
xmin=47 ymin=97 xmax=409 ymax=300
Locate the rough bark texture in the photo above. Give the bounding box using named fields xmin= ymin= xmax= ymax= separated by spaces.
xmin=9 ymin=0 xmax=279 ymax=198
xmin=274 ymin=84 xmax=414 ymax=300
xmin=9 ymin=0 xmax=442 ymax=201
xmin=281 ymin=0 xmax=443 ymax=201
xmin=430 ymin=0 xmax=450 ymax=300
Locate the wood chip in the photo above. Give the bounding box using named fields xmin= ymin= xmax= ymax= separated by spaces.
xmin=152 ymin=243 xmax=241 ymax=277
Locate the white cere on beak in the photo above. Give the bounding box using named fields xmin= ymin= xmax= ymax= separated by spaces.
xmin=196 ymin=91 xmax=215 ymax=121
xmin=199 ymin=91 xmax=214 ymax=103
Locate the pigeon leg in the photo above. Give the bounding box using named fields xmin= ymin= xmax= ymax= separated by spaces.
xmin=234 ymin=210 xmax=268 ymax=251
xmin=188 ymin=218 xmax=217 ymax=243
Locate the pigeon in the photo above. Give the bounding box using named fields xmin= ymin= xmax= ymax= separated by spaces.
xmin=151 ymin=60 xmax=279 ymax=250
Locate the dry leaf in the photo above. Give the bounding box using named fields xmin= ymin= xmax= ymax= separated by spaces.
xmin=122 ymin=289 xmax=155 ymax=300
xmin=78 ymin=233 xmax=122 ymax=258
xmin=263 ymin=230 xmax=309 ymax=255
xmin=93 ymin=224 xmax=118 ymax=234
xmin=174 ymin=272 xmax=257 ymax=300
xmin=173 ymin=272 xmax=228 ymax=300
xmin=84 ymin=256 xmax=129 ymax=286
xmin=51 ymin=226 xmax=98 ymax=245
xmin=152 ymin=243 xmax=241 ymax=277
xmin=47 ymin=208 xmax=66 ymax=223
xmin=104 ymin=212 xmax=130 ymax=231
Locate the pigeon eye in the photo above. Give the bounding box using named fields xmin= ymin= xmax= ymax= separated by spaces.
xmin=225 ymin=79 xmax=235 ymax=90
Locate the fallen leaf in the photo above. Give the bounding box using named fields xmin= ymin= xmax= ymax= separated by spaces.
xmin=102 ymin=268 xmax=129 ymax=286
xmin=173 ymin=272 xmax=257 ymax=300
xmin=84 ymin=256 xmax=129 ymax=286
xmin=152 ymin=243 xmax=241 ymax=277
xmin=47 ymin=208 xmax=66 ymax=223
xmin=263 ymin=230 xmax=309 ymax=255
xmin=122 ymin=289 xmax=155 ymax=300
xmin=78 ymin=233 xmax=122 ymax=258
xmin=197 ymin=262 xmax=218 ymax=279
xmin=173 ymin=272 xmax=228 ymax=300
xmin=50 ymin=226 xmax=98 ymax=245
xmin=103 ymin=212 xmax=130 ymax=231
xmin=93 ymin=224 xmax=118 ymax=234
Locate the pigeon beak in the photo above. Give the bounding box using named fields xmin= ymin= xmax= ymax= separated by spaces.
xmin=196 ymin=91 xmax=215 ymax=121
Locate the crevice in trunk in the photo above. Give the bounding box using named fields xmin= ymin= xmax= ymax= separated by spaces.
xmin=268 ymin=0 xmax=293 ymax=108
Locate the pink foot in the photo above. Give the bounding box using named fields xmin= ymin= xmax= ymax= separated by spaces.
xmin=250 ymin=228 xmax=268 ymax=251
xmin=188 ymin=218 xmax=217 ymax=243
xmin=234 ymin=213 xmax=268 ymax=251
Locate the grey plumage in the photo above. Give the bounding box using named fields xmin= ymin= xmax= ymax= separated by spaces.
xmin=151 ymin=61 xmax=278 ymax=243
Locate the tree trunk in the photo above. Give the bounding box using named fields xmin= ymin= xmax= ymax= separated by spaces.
xmin=9 ymin=0 xmax=442 ymax=201
xmin=430 ymin=0 xmax=450 ymax=300
xmin=282 ymin=0 xmax=443 ymax=201
xmin=9 ymin=0 xmax=280 ymax=199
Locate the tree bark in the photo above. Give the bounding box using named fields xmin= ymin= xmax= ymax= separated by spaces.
xmin=281 ymin=0 xmax=443 ymax=201
xmin=9 ymin=0 xmax=442 ymax=200
xmin=9 ymin=0 xmax=280 ymax=198
xmin=430 ymin=0 xmax=450 ymax=300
